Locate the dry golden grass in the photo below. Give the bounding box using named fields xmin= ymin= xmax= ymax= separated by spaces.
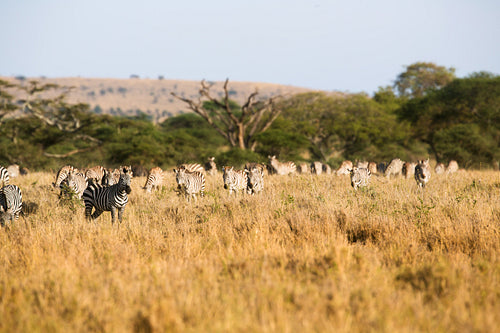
xmin=1 ymin=170 xmax=499 ymax=332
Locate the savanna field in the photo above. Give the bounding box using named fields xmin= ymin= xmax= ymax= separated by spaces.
xmin=1 ymin=169 xmax=500 ymax=332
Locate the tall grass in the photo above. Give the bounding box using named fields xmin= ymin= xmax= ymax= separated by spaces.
xmin=1 ymin=171 xmax=499 ymax=332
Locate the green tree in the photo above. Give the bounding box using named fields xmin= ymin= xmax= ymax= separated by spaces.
xmin=394 ymin=62 xmax=456 ymax=98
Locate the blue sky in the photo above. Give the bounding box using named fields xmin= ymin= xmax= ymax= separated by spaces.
xmin=0 ymin=0 xmax=498 ymax=93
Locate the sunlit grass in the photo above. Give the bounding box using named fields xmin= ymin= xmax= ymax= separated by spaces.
xmin=0 ymin=170 xmax=499 ymax=332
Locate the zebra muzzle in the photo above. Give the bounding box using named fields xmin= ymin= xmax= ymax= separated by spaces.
xmin=125 ymin=186 xmax=132 ymax=194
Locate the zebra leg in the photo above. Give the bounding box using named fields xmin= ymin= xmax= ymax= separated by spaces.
xmin=84 ymin=204 xmax=94 ymax=220
xmin=117 ymin=207 xmax=125 ymax=223
xmin=110 ymin=207 xmax=117 ymax=224
xmin=91 ymin=209 xmax=104 ymax=220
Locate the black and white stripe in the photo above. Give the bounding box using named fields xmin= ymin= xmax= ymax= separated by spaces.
xmin=415 ymin=159 xmax=431 ymax=188
xmin=245 ymin=165 xmax=264 ymax=195
xmin=83 ymin=169 xmax=132 ymax=223
xmin=350 ymin=167 xmax=371 ymax=190
xmin=222 ymin=166 xmax=247 ymax=195
xmin=174 ymin=166 xmax=205 ymax=201
xmin=143 ymin=167 xmax=163 ymax=193
xmin=85 ymin=165 xmax=106 ymax=185
xmin=53 ymin=165 xmax=77 ymax=189
xmin=0 ymin=184 xmax=22 ymax=225
xmin=268 ymin=155 xmax=296 ymax=175
xmin=61 ymin=170 xmax=88 ymax=199
xmin=178 ymin=163 xmax=205 ymax=174
xmin=0 ymin=167 xmax=9 ymax=188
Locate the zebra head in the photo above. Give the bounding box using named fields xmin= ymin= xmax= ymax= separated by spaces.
xmin=222 ymin=166 xmax=234 ymax=189
xmin=174 ymin=167 xmax=187 ymax=188
xmin=119 ymin=169 xmax=132 ymax=194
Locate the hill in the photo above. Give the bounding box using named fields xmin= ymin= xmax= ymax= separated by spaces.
xmin=2 ymin=76 xmax=316 ymax=123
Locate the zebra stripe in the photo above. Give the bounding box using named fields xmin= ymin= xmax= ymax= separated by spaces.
xmin=0 ymin=184 xmax=22 ymax=226
xmin=103 ymin=168 xmax=121 ymax=186
xmin=268 ymin=155 xmax=296 ymax=175
xmin=415 ymin=159 xmax=431 ymax=188
xmin=336 ymin=160 xmax=353 ymax=176
xmin=61 ymin=171 xmax=88 ymax=199
xmin=350 ymin=167 xmax=371 ymax=190
xmin=143 ymin=167 xmax=164 ymax=193
xmin=53 ymin=165 xmax=77 ymax=188
xmin=83 ymin=170 xmax=132 ymax=223
xmin=0 ymin=167 xmax=9 ymax=188
xmin=179 ymin=163 xmax=205 ymax=174
xmin=402 ymin=162 xmax=417 ymax=179
xmin=174 ymin=167 xmax=205 ymax=201
xmin=222 ymin=166 xmax=247 ymax=195
xmin=245 ymin=166 xmax=264 ymax=195
xmin=85 ymin=165 xmax=106 ymax=185
xmin=311 ymin=161 xmax=323 ymax=175
xmin=385 ymin=158 xmax=404 ymax=178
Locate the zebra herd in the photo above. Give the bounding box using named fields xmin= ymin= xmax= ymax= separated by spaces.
xmin=0 ymin=156 xmax=460 ymax=225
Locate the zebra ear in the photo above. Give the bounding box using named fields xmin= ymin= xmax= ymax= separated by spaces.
xmin=173 ymin=169 xmax=178 ymax=174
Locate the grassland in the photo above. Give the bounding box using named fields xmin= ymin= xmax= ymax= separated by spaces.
xmin=1 ymin=170 xmax=499 ymax=332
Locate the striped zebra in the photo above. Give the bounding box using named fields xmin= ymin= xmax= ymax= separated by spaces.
xmin=368 ymin=162 xmax=378 ymax=175
xmin=143 ymin=167 xmax=164 ymax=193
xmin=322 ymin=163 xmax=332 ymax=174
xmin=415 ymin=159 xmax=431 ymax=188
xmin=402 ymin=162 xmax=417 ymax=179
xmin=85 ymin=165 xmax=106 ymax=185
xmin=204 ymin=157 xmax=218 ymax=176
xmin=60 ymin=170 xmax=88 ymax=199
xmin=178 ymin=163 xmax=205 ymax=174
xmin=245 ymin=165 xmax=264 ymax=195
xmin=446 ymin=160 xmax=459 ymax=174
xmin=311 ymin=161 xmax=323 ymax=175
xmin=356 ymin=161 xmax=369 ymax=169
xmin=103 ymin=168 xmax=120 ymax=186
xmin=336 ymin=160 xmax=353 ymax=176
xmin=385 ymin=158 xmax=404 ymax=178
xmin=174 ymin=166 xmax=205 ymax=201
xmin=222 ymin=166 xmax=248 ymax=195
xmin=268 ymin=155 xmax=296 ymax=175
xmin=7 ymin=164 xmax=19 ymax=178
xmin=350 ymin=167 xmax=371 ymax=190
xmin=53 ymin=165 xmax=77 ymax=189
xmin=297 ymin=163 xmax=310 ymax=174
xmin=435 ymin=163 xmax=445 ymax=175
xmin=0 ymin=184 xmax=23 ymax=226
xmin=0 ymin=166 xmax=9 ymax=188
xmin=83 ymin=168 xmax=132 ymax=223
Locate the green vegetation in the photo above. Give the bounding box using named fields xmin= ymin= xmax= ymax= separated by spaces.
xmin=0 ymin=63 xmax=499 ymax=170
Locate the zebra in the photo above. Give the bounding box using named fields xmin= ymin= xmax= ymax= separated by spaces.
xmin=246 ymin=165 xmax=264 ymax=195
xmin=83 ymin=168 xmax=132 ymax=223
xmin=60 ymin=170 xmax=88 ymax=199
xmin=297 ymin=163 xmax=310 ymax=174
xmin=143 ymin=167 xmax=164 ymax=193
xmin=204 ymin=157 xmax=218 ymax=176
xmin=446 ymin=160 xmax=459 ymax=174
xmin=178 ymin=163 xmax=205 ymax=174
xmin=415 ymin=159 xmax=431 ymax=188
xmin=0 ymin=184 xmax=23 ymax=226
xmin=268 ymin=155 xmax=296 ymax=175
xmin=53 ymin=165 xmax=77 ymax=189
xmin=356 ymin=161 xmax=369 ymax=169
xmin=322 ymin=163 xmax=332 ymax=174
xmin=368 ymin=162 xmax=378 ymax=175
xmin=435 ymin=163 xmax=445 ymax=175
xmin=103 ymin=168 xmax=120 ymax=186
xmin=222 ymin=166 xmax=248 ymax=195
xmin=311 ymin=161 xmax=323 ymax=175
xmin=336 ymin=160 xmax=353 ymax=176
xmin=7 ymin=164 xmax=19 ymax=178
xmin=85 ymin=165 xmax=106 ymax=185
xmin=385 ymin=158 xmax=404 ymax=178
xmin=377 ymin=162 xmax=388 ymax=174
xmin=174 ymin=166 xmax=205 ymax=201
xmin=350 ymin=167 xmax=371 ymax=190
xmin=402 ymin=162 xmax=417 ymax=179
xmin=0 ymin=167 xmax=9 ymax=188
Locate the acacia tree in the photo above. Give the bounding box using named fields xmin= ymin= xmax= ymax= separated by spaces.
xmin=171 ymin=79 xmax=283 ymax=151
xmin=394 ymin=62 xmax=456 ymax=98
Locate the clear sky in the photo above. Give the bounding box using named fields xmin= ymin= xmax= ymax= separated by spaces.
xmin=1 ymin=0 xmax=498 ymax=94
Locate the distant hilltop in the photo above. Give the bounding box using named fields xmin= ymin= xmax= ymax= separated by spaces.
xmin=2 ymin=76 xmax=322 ymax=123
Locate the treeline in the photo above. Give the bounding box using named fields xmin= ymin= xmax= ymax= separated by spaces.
xmin=0 ymin=65 xmax=499 ymax=171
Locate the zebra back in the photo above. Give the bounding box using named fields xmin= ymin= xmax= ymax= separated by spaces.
xmin=268 ymin=155 xmax=296 ymax=175
xmin=0 ymin=184 xmax=22 ymax=225
xmin=435 ymin=163 xmax=445 ymax=175
xmin=402 ymin=162 xmax=417 ymax=179
xmin=63 ymin=170 xmax=88 ymax=199
xmin=311 ymin=161 xmax=323 ymax=175
xmin=336 ymin=160 xmax=353 ymax=176
xmin=178 ymin=163 xmax=205 ymax=174
xmin=222 ymin=166 xmax=247 ymax=194
xmin=85 ymin=166 xmax=106 ymax=185
xmin=144 ymin=167 xmax=163 ymax=192
xmin=174 ymin=167 xmax=205 ymax=200
xmin=446 ymin=160 xmax=459 ymax=174
xmin=0 ymin=167 xmax=9 ymax=188
xmin=385 ymin=158 xmax=404 ymax=178
xmin=53 ymin=165 xmax=78 ymax=188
